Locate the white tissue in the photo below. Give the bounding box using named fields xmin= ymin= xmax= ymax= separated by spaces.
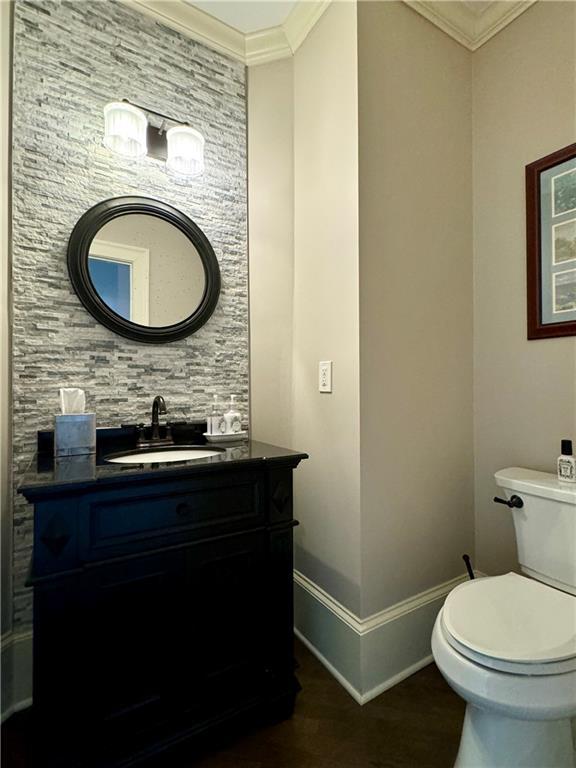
xmin=59 ymin=387 xmax=86 ymax=415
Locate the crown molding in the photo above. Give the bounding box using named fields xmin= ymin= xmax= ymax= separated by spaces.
xmin=121 ymin=0 xmax=536 ymax=63
xmin=119 ymin=0 xmax=332 ymax=66
xmin=406 ymin=0 xmax=537 ymax=51
xmin=471 ymin=0 xmax=538 ymax=49
xmin=119 ymin=0 xmax=246 ymax=61
xmin=406 ymin=0 xmax=477 ymax=48
xmin=283 ymin=0 xmax=333 ymax=52
xmin=245 ymin=26 xmax=292 ymax=67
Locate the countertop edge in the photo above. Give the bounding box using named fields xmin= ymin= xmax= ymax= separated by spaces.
xmin=18 ymin=442 xmax=309 ymax=500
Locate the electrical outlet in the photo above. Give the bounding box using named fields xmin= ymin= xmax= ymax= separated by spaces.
xmin=319 ymin=361 xmax=332 ymax=393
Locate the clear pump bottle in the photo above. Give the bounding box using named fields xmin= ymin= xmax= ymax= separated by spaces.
xmin=224 ymin=395 xmax=242 ymax=434
xmin=209 ymin=395 xmax=226 ymax=435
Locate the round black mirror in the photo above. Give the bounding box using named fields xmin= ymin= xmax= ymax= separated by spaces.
xmin=67 ymin=196 xmax=221 ymax=343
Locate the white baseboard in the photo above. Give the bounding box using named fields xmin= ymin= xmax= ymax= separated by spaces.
xmin=294 ymin=625 xmax=434 ymax=706
xmin=294 ymin=570 xmax=474 ymax=704
xmin=0 ymin=572 xmax=482 ymax=720
xmin=361 ymin=654 xmax=434 ymax=705
xmin=294 ymin=627 xmax=365 ymax=704
xmin=1 ymin=629 xmax=33 ymax=722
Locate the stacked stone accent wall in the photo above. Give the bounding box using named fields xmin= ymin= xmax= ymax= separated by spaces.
xmin=11 ymin=0 xmax=248 ymax=627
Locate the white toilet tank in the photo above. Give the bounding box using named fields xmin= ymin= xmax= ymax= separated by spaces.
xmin=495 ymin=468 xmax=576 ymax=596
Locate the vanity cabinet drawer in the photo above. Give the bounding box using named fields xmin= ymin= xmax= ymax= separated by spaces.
xmin=79 ymin=471 xmax=265 ymax=561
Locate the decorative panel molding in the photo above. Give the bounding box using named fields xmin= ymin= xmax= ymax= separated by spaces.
xmin=294 ymin=569 xmax=470 ymax=637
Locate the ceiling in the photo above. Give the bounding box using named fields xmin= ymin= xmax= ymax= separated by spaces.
xmin=120 ymin=0 xmax=538 ymax=65
xmin=187 ymin=1 xmax=298 ymax=33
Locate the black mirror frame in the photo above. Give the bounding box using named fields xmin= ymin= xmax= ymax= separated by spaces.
xmin=67 ymin=196 xmax=221 ymax=344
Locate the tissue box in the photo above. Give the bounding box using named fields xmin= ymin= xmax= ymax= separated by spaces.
xmin=54 ymin=414 xmax=96 ymax=457
xmin=55 ymin=454 xmax=96 ymax=482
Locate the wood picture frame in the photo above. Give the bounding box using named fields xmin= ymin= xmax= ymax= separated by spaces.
xmin=526 ymin=143 xmax=576 ymax=339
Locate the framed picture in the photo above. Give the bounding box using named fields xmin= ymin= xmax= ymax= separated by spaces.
xmin=526 ymin=142 xmax=576 ymax=339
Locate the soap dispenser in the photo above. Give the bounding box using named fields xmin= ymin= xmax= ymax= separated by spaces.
xmin=224 ymin=395 xmax=242 ymax=434
xmin=209 ymin=394 xmax=226 ymax=435
xmin=557 ymin=439 xmax=576 ymax=483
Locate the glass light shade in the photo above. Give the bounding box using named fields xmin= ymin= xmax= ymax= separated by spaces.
xmin=103 ymin=102 xmax=147 ymax=158
xmin=166 ymin=126 xmax=204 ymax=177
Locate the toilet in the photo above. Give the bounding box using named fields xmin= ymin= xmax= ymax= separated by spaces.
xmin=432 ymin=467 xmax=576 ymax=768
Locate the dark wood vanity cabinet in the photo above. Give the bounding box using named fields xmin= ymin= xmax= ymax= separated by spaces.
xmin=22 ymin=447 xmax=306 ymax=767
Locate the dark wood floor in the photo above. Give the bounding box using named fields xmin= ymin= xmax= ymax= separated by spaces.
xmin=2 ymin=640 xmax=465 ymax=768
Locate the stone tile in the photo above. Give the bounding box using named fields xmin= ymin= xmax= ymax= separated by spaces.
xmin=11 ymin=0 xmax=249 ymax=628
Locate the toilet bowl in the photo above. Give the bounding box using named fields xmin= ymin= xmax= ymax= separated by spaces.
xmin=432 ymin=573 xmax=576 ymax=767
xmin=432 ymin=467 xmax=576 ymax=767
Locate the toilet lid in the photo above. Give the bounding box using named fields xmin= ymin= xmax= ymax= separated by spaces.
xmin=443 ymin=573 xmax=576 ymax=666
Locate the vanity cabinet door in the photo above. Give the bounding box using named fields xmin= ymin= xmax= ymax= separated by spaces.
xmin=173 ymin=530 xmax=269 ymax=718
xmin=33 ymin=550 xmax=184 ymax=765
xmin=79 ymin=549 xmax=184 ymax=733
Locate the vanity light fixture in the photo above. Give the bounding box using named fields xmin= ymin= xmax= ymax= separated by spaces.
xmin=103 ymin=101 xmax=148 ymax=158
xmin=166 ymin=125 xmax=204 ymax=177
xmin=102 ymin=100 xmax=205 ymax=178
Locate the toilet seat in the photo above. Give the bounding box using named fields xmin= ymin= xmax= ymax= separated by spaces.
xmin=442 ymin=573 xmax=576 ymax=676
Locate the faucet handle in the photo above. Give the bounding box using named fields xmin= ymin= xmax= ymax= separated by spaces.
xmin=136 ymin=423 xmax=146 ymax=446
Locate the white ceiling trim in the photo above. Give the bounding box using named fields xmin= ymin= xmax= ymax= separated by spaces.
xmin=406 ymin=0 xmax=537 ymax=51
xmin=121 ymin=0 xmax=538 ymax=64
xmin=119 ymin=0 xmax=331 ymax=66
xmin=245 ymin=26 xmax=292 ymax=66
xmin=283 ymin=0 xmax=332 ymax=52
xmin=471 ymin=0 xmax=537 ymax=49
xmin=120 ymin=0 xmax=246 ymax=61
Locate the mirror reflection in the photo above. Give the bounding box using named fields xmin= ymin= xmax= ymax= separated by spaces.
xmin=88 ymin=214 xmax=206 ymax=327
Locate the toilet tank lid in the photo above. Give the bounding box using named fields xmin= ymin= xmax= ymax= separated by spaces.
xmin=495 ymin=467 xmax=576 ymax=504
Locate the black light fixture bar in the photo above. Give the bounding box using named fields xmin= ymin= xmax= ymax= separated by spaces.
xmin=119 ymin=99 xmax=187 ymax=162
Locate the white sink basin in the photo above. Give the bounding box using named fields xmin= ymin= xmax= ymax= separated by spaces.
xmin=106 ymin=447 xmax=224 ymax=464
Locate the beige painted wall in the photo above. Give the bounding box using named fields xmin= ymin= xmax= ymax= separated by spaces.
xmin=472 ymin=1 xmax=576 ymax=575
xmin=1 ymin=0 xmax=12 ymax=638
xmin=240 ymin=0 xmax=576 ymax=624
xmin=248 ymin=58 xmax=294 ymax=448
xmin=358 ymin=1 xmax=474 ymax=614
xmin=292 ymin=0 xmax=362 ymax=614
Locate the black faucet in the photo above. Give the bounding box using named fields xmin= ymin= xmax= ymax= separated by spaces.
xmin=151 ymin=395 xmax=167 ymax=441
xmin=136 ymin=395 xmax=173 ymax=448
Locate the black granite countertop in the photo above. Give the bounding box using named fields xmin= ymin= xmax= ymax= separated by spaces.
xmin=19 ymin=439 xmax=308 ymax=500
